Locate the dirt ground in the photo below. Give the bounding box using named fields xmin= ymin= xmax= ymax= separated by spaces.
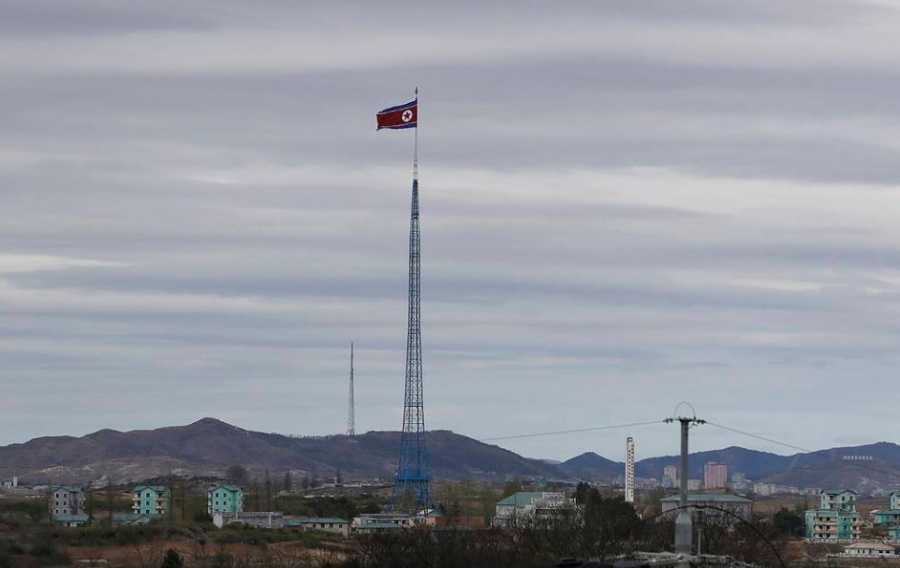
xmin=64 ymin=539 xmax=351 ymax=568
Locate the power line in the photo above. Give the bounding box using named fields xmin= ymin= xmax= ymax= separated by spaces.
xmin=479 ymin=419 xmax=665 ymax=442
xmin=708 ymin=421 xmax=900 ymax=484
xmin=705 ymin=421 xmax=811 ymax=454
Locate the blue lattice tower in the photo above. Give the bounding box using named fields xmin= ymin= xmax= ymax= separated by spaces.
xmin=391 ymin=166 xmax=431 ymax=512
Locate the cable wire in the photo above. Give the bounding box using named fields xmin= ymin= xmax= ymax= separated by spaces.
xmin=479 ymin=419 xmax=665 ymax=442
xmin=705 ymin=421 xmax=812 ymax=454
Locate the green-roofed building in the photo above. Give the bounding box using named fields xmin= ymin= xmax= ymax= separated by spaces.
xmin=132 ymin=485 xmax=170 ymax=516
xmin=493 ymin=492 xmax=573 ymax=527
xmin=207 ymin=485 xmax=243 ymax=515
xmin=806 ymin=489 xmax=861 ymax=542
xmin=889 ymin=525 xmax=900 ymax=542
xmin=350 ymin=513 xmax=414 ymax=534
xmin=873 ymin=491 xmax=900 ymax=526
xmin=284 ymin=517 xmax=349 ymax=536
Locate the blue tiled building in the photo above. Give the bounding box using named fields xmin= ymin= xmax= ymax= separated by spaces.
xmin=805 ymin=489 xmax=861 ymax=542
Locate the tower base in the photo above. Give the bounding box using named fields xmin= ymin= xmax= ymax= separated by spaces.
xmin=675 ymin=509 xmax=693 ymax=555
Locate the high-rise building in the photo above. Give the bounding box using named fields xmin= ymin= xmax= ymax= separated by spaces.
xmin=704 ymin=462 xmax=728 ymax=489
xmin=625 ymin=437 xmax=635 ymax=503
xmin=663 ymin=465 xmax=678 ymax=488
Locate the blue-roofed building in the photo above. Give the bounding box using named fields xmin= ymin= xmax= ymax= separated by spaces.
xmin=806 ymin=489 xmax=861 ymax=542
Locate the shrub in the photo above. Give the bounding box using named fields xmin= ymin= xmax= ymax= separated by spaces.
xmin=161 ymin=549 xmax=184 ymax=568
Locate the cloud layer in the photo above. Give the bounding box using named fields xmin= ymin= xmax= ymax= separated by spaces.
xmin=2 ymin=0 xmax=900 ymax=462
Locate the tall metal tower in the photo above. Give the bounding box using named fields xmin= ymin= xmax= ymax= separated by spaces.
xmin=347 ymin=343 xmax=355 ymax=437
xmin=391 ymin=122 xmax=431 ymax=512
xmin=625 ymin=437 xmax=635 ymax=503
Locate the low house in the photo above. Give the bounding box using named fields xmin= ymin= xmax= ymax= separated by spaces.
xmin=53 ymin=513 xmax=91 ymax=527
xmin=284 ymin=517 xmax=349 ymax=537
xmin=208 ymin=486 xmax=243 ymax=515
xmin=873 ymin=491 xmax=900 ymax=526
xmin=493 ymin=492 xmax=574 ymax=527
xmin=844 ymin=541 xmax=897 ymax=557
xmin=49 ymin=485 xmax=89 ymax=526
xmin=890 ymin=525 xmax=900 ymax=542
xmin=112 ymin=513 xmax=153 ymax=526
xmin=805 ymin=489 xmax=862 ymax=542
xmin=660 ymin=494 xmax=753 ymax=523
xmin=132 ymin=486 xmax=170 ymax=516
xmin=351 ymin=513 xmax=414 ymax=534
xmin=213 ymin=511 xmax=283 ymax=529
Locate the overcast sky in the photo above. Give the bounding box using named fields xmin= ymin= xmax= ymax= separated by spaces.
xmin=3 ymin=0 xmax=900 ymax=462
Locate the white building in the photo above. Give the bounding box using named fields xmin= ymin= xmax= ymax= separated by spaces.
xmin=843 ymin=541 xmax=897 ymax=557
xmin=288 ymin=517 xmax=350 ymax=536
xmin=351 ymin=513 xmax=414 ymax=533
xmin=213 ymin=511 xmax=283 ymax=529
xmin=663 ymin=465 xmax=678 ymax=488
xmin=493 ymin=492 xmax=575 ymax=527
xmin=49 ymin=485 xmax=89 ymax=527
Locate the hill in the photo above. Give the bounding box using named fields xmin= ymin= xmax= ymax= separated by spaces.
xmin=760 ymin=459 xmax=900 ymax=494
xmin=559 ymin=452 xmax=623 ymax=481
xmin=0 ymin=418 xmax=559 ymax=484
xmin=635 ymin=446 xmax=791 ymax=481
xmin=4 ymin=418 xmax=900 ymax=492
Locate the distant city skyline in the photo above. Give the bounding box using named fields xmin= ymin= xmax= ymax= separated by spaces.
xmin=3 ymin=0 xmax=900 ymax=461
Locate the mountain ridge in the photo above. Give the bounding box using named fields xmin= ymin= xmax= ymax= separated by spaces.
xmin=0 ymin=418 xmax=559 ymax=484
xmin=3 ymin=418 xmax=900 ymax=492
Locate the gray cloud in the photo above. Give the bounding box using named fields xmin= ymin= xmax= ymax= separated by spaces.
xmin=1 ymin=0 xmax=900 ymax=462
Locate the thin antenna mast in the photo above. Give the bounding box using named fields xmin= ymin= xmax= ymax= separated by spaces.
xmin=347 ymin=343 xmax=356 ymax=436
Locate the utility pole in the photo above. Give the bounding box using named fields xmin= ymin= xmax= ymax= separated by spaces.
xmin=665 ymin=412 xmax=705 ymax=556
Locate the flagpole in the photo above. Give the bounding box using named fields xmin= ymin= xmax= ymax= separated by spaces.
xmin=413 ymin=87 xmax=418 ymax=182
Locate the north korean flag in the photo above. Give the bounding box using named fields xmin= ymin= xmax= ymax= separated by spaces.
xmin=376 ymin=99 xmax=417 ymax=130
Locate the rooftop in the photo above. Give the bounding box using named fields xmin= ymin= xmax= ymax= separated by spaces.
xmin=133 ymin=485 xmax=168 ymax=493
xmin=845 ymin=541 xmax=896 ymax=552
xmin=285 ymin=517 xmax=347 ymax=525
xmin=50 ymin=485 xmax=84 ymax=493
xmin=53 ymin=514 xmax=89 ymax=522
xmin=660 ymin=494 xmax=752 ymax=504
xmin=822 ymin=489 xmax=857 ymax=495
xmin=496 ymin=492 xmax=567 ymax=507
